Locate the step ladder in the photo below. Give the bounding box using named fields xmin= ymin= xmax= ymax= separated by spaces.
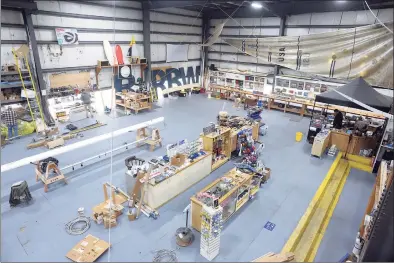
xmin=12 ymin=45 xmax=46 ymax=132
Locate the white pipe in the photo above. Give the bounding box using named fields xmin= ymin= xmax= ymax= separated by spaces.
xmin=60 ymin=137 xmax=148 ymax=172
xmin=1 ymin=117 xmax=164 ymax=172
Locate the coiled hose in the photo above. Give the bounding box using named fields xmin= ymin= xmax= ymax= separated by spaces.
xmin=152 ymin=249 xmax=178 ymax=262
xmin=65 ymin=216 xmax=91 ymax=235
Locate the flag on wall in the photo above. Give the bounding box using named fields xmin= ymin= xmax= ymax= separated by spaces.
xmin=55 ymin=28 xmax=79 ymax=45
xmin=222 ymin=23 xmax=393 ymax=88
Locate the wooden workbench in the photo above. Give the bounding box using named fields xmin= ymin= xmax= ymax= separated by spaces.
xmin=115 ymin=91 xmax=152 ymax=114
xmin=144 ymin=153 xmax=212 ymax=209
xmin=190 ymin=168 xmax=258 ymax=232
xmin=201 ymin=127 xmax=232 ymax=171
xmin=210 ymin=84 xmax=386 ymax=120
xmin=329 ymin=130 xmax=379 ymax=154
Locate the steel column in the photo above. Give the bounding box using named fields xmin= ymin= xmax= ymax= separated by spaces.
xmin=142 ymin=3 xmax=152 ymax=85
xmin=273 ymin=16 xmax=286 ymax=91
xmin=22 ymin=9 xmax=54 ymax=125
xmin=201 ymin=14 xmax=210 ymax=87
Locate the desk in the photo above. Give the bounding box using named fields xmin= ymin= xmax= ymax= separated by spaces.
xmin=329 ymin=130 xmax=379 ymax=155
xmin=144 ymin=153 xmax=212 ymax=209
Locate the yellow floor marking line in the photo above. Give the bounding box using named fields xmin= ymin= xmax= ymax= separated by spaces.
xmin=346 ymin=154 xmax=372 ymax=166
xmin=282 ymin=152 xmax=375 ymax=262
xmin=281 ymin=152 xmax=357 ymax=262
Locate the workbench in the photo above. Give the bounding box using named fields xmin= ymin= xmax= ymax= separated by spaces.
xmin=115 ymin=91 xmax=152 ymax=114
xmin=209 ymin=84 xmax=386 ymax=120
xmin=144 ymin=152 xmax=212 ymax=209
xmin=329 ymin=130 xmax=379 ymax=155
xmin=190 ymin=168 xmax=259 ymax=232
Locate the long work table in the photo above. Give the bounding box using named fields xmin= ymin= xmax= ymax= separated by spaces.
xmin=209 ymin=84 xmax=386 ymax=120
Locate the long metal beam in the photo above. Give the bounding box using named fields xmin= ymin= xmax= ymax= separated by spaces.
xmin=1 ymin=0 xmax=38 ymax=10
xmin=142 ymin=3 xmax=152 ymax=85
xmin=22 ymin=9 xmax=54 ymax=125
xmin=1 ymin=117 xmax=165 ymax=172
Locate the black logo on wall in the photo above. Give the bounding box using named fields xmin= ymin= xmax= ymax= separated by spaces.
xmin=150 ymin=66 xmax=201 ymax=89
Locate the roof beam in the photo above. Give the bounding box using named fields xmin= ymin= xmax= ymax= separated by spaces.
xmin=147 ymin=0 xmax=231 ymax=10
xmin=1 ymin=0 xmax=38 ymax=10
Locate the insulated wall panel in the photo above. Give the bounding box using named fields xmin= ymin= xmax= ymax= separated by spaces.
xmin=36 ymin=1 xmax=142 ymax=19
xmin=1 ymin=10 xmax=24 ymax=24
xmin=35 ymin=29 xmax=143 ymax=42
xmin=150 ymin=23 xmax=201 ymax=34
xmin=32 ymin=15 xmax=143 ymax=31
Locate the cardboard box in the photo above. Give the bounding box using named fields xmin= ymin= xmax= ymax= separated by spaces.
xmin=104 ymin=217 xmax=117 ymax=229
xmin=263 ymin=168 xmax=271 ymax=181
xmin=171 ymin=153 xmax=186 ymax=167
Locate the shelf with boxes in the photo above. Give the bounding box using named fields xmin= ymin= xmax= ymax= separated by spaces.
xmin=1 ymin=71 xmax=30 ymax=105
xmin=200 ymin=125 xmax=232 ymax=171
xmin=274 ymin=75 xmax=343 ymax=99
xmin=115 ymin=91 xmax=152 ymax=114
xmin=209 ymin=69 xmax=266 ymax=95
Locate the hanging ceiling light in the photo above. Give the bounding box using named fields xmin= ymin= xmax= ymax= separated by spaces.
xmin=251 ymin=2 xmax=263 ymax=9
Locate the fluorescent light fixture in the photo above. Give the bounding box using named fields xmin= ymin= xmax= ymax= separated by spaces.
xmin=336 ymin=0 xmax=346 ymax=3
xmin=251 ymin=2 xmax=263 ymax=9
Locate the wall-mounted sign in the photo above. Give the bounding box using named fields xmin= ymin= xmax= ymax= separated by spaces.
xmin=55 ymin=28 xmax=79 ymax=45
xmin=114 ymin=65 xmax=201 ymax=93
xmin=151 ymin=65 xmax=201 ymax=90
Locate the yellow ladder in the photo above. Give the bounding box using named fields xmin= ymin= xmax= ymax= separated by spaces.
xmin=12 ymin=46 xmax=46 ymax=130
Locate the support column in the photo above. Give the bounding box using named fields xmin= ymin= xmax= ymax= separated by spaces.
xmin=201 ymin=14 xmax=210 ymax=86
xmin=273 ymin=16 xmax=286 ymax=91
xmin=142 ymin=3 xmax=152 ymax=85
xmin=22 ymin=9 xmax=54 ymax=125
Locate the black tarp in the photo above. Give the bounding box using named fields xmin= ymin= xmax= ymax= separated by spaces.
xmin=315 ymin=77 xmax=393 ymax=113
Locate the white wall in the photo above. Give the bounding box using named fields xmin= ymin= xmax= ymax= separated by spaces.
xmin=1 ymin=10 xmax=27 ymax=66
xmin=150 ymin=7 xmax=202 ymax=84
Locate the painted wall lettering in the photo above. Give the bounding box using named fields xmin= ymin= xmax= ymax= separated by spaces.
xmin=151 ymin=69 xmax=166 ymax=89
xmin=166 ymin=68 xmax=182 ymax=87
xmin=151 ymin=65 xmax=200 ymax=89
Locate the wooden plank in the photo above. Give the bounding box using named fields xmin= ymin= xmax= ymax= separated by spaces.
xmin=66 ymin=234 xmax=110 ymax=262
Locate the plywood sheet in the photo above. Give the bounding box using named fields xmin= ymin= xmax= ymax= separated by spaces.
xmin=66 ymin=234 xmax=110 ymax=262
xmin=49 ymin=72 xmax=91 ymax=89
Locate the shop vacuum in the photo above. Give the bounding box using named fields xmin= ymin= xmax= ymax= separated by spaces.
xmin=175 ymin=204 xmax=194 ymax=247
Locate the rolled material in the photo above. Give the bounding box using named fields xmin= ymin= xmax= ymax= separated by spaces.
xmin=1 ymin=117 xmax=164 ymax=173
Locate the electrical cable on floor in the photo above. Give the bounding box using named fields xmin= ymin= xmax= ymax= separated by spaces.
xmin=65 ymin=216 xmax=91 ymax=235
xmin=152 ymin=249 xmax=178 ymax=262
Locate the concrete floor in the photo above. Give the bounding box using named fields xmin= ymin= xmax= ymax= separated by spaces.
xmin=315 ymin=168 xmax=375 ymax=262
xmin=0 ymin=94 xmax=369 ymax=262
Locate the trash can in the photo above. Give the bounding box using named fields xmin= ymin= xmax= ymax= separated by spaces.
xmin=295 ymin=132 xmax=303 ymax=142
